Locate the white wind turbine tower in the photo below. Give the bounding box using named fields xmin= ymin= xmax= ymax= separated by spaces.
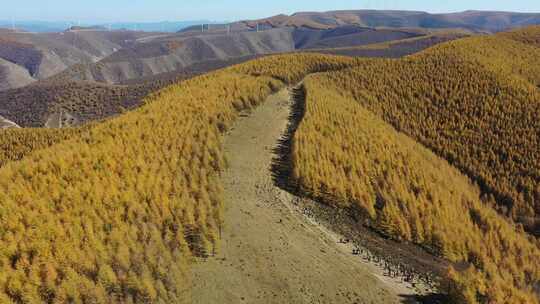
xmin=72 ymin=22 xmax=78 ymax=47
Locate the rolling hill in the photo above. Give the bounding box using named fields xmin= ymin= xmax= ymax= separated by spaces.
xmin=56 ymin=28 xmax=296 ymax=84
xmin=0 ymin=29 xmax=156 ymax=91
xmin=305 ymin=28 xmax=540 ymax=235
xmin=0 ymin=55 xmax=261 ymax=127
xmin=291 ymin=25 xmax=426 ymax=49
xmin=0 ymin=57 xmax=34 ymax=90
xmin=281 ymin=26 xmax=540 ymax=303
xmin=0 ymin=26 xmax=539 ymax=304
xmin=309 ymin=31 xmax=468 ymax=57
xmin=292 ymin=73 xmax=540 ymax=303
xmin=4 ymin=9 xmax=534 ymax=129
xmin=3 ymin=9 xmax=540 ymax=93
xmin=0 ymin=80 xmax=142 ymax=127
xmin=0 ymin=53 xmax=356 ymax=303
xmin=0 ymin=27 xmax=464 ymax=128
xmin=57 ymin=25 xmax=436 ymax=85
xmin=237 ymin=10 xmax=540 ymax=32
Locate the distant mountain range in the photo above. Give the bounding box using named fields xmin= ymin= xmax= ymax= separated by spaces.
xmin=231 ymin=10 xmax=540 ymax=33
xmin=3 ymin=10 xmax=540 ymax=34
xmin=0 ymin=20 xmax=223 ymax=33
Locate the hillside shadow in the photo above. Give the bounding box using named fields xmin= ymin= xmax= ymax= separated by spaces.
xmin=270 ymin=84 xmax=305 ymax=194
xmin=268 ymin=82 xmax=453 ymax=302
xmin=399 ymin=293 xmax=449 ymax=304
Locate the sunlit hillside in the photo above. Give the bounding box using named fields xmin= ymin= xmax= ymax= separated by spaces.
xmin=0 ymin=54 xmax=356 ymax=303
xmin=0 ymin=128 xmax=82 ymax=168
xmin=288 ymin=26 xmax=540 ymax=303
xmin=1 ymin=26 xmax=539 ymax=304
xmin=293 ymin=77 xmax=540 ymax=303
xmin=310 ymin=26 xmax=540 ymax=234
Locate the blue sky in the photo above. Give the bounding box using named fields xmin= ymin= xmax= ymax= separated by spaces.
xmin=4 ymin=0 xmax=540 ymax=22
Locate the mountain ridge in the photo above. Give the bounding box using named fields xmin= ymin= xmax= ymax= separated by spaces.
xmin=235 ymin=10 xmax=540 ymax=32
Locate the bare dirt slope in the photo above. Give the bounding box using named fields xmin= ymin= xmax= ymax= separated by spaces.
xmin=0 ymin=57 xmax=35 ymax=90
xmin=59 ymin=29 xmax=295 ymax=84
xmin=0 ymin=115 xmax=20 ymax=129
xmin=0 ymin=29 xmax=155 ymax=90
xmin=191 ymin=88 xmax=419 ymax=304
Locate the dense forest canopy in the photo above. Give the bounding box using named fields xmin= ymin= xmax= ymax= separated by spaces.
xmin=0 ymin=54 xmax=357 ymax=303
xmin=319 ymin=28 xmax=540 ymax=234
xmin=289 ymin=26 xmax=540 ymax=303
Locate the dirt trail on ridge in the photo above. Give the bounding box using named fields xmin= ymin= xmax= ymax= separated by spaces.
xmin=191 ymin=87 xmax=419 ymax=304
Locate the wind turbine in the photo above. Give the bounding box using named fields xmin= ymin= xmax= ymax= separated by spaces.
xmin=72 ymin=23 xmax=78 ymax=47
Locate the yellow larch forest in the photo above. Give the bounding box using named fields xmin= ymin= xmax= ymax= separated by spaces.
xmin=0 ymin=25 xmax=539 ymax=304
xmin=293 ymin=78 xmax=540 ymax=303
xmin=0 ymin=54 xmax=357 ymax=303
xmin=313 ymin=28 xmax=540 ymax=232
xmin=289 ymin=26 xmax=540 ymax=303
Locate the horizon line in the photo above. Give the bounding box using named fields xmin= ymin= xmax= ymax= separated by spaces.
xmin=2 ymin=8 xmax=539 ymax=24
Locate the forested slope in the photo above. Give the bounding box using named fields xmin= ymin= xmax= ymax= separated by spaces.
xmin=0 ymin=128 xmax=80 ymax=168
xmin=288 ymin=26 xmax=540 ymax=303
xmin=311 ymin=26 xmax=540 ymax=233
xmin=294 ymin=78 xmax=540 ymax=303
xmin=1 ymin=26 xmax=539 ymax=304
xmin=0 ymin=54 xmax=357 ymax=303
